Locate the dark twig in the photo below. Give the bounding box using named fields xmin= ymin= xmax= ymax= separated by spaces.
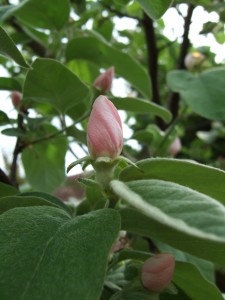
xmin=142 ymin=13 xmax=165 ymax=129
xmin=168 ymin=4 xmax=195 ymax=121
xmin=9 ymin=112 xmax=25 ymax=186
xmin=0 ymin=167 xmax=16 ymax=187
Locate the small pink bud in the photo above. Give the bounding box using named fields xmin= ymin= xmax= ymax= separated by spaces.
xmin=169 ymin=137 xmax=182 ymax=157
xmin=87 ymin=95 xmax=123 ymax=159
xmin=141 ymin=254 xmax=175 ymax=292
xmin=184 ymin=52 xmax=205 ymax=70
xmin=94 ymin=67 xmax=114 ymax=92
xmin=11 ymin=91 xmax=22 ymax=108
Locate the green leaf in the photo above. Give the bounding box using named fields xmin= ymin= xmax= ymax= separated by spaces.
xmin=111 ymin=179 xmax=225 ymax=266
xmin=0 ymin=182 xmax=18 ymax=198
xmin=0 ymin=195 xmax=59 ymax=215
xmin=137 ymin=0 xmax=174 ymax=20
xmin=0 ymin=111 xmax=10 ymax=126
xmin=23 ymin=58 xmax=91 ymax=118
xmin=22 ymin=125 xmax=68 ymax=193
xmin=154 ymin=241 xmax=215 ymax=283
xmin=13 ymin=0 xmax=70 ymax=30
xmin=0 ymin=25 xmax=30 ymax=68
xmin=167 ymin=68 xmax=225 ymax=120
xmin=67 ymin=59 xmax=100 ymax=84
xmin=110 ymin=290 xmax=156 ymax=300
xmin=66 ymin=36 xmax=152 ymax=98
xmin=18 ymin=192 xmax=72 ymax=215
xmin=0 ymin=77 xmax=22 ymax=91
xmin=1 ymin=127 xmax=26 ymax=137
xmin=0 ymin=207 xmax=120 ymax=300
xmin=111 ymin=97 xmax=172 ymax=123
xmin=174 ymin=262 xmax=223 ymax=300
xmin=119 ymin=158 xmax=225 ymax=205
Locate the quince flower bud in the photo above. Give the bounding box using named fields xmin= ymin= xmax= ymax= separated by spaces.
xmin=184 ymin=52 xmax=205 ymax=70
xmin=169 ymin=137 xmax=181 ymax=157
xmin=141 ymin=253 xmax=175 ymax=292
xmin=11 ymin=91 xmax=22 ymax=108
xmin=87 ymin=95 xmax=123 ymax=160
xmin=94 ymin=66 xmax=114 ymax=92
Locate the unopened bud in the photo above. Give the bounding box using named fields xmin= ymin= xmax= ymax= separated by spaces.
xmin=141 ymin=254 xmax=175 ymax=292
xmin=87 ymin=95 xmax=123 ymax=160
xmin=184 ymin=52 xmax=205 ymax=70
xmin=169 ymin=137 xmax=181 ymax=157
xmin=94 ymin=66 xmax=114 ymax=92
xmin=11 ymin=91 xmax=22 ymax=108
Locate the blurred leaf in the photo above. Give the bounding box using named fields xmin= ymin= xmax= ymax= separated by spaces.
xmin=174 ymin=262 xmax=223 ymax=300
xmin=0 ymin=183 xmax=18 ymax=198
xmin=13 ymin=0 xmax=70 ymax=30
xmin=110 ymin=290 xmax=156 ymax=299
xmin=0 ymin=195 xmax=59 ymax=215
xmin=0 ymin=207 xmax=120 ymax=299
xmin=111 ymin=179 xmax=225 ymax=266
xmin=137 ymin=0 xmax=174 ymax=20
xmin=1 ymin=127 xmax=26 ymax=137
xmin=111 ymin=97 xmax=172 ymax=123
xmin=167 ymin=68 xmax=225 ymax=120
xmin=67 ymin=59 xmax=99 ymax=84
xmin=0 ymin=5 xmax=15 ymax=22
xmin=23 ymin=58 xmax=92 ymax=118
xmin=0 ymin=77 xmax=22 ymax=91
xmin=119 ymin=158 xmax=225 ymax=205
xmin=66 ymin=125 xmax=87 ymax=145
xmin=66 ymin=36 xmax=152 ymax=98
xmin=0 ymin=25 xmax=30 ymax=68
xmin=22 ymin=125 xmax=68 ymax=193
xmin=0 ymin=111 xmax=10 ymax=126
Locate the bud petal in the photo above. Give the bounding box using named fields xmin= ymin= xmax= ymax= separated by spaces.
xmin=169 ymin=137 xmax=181 ymax=157
xmin=141 ymin=254 xmax=175 ymax=292
xmin=94 ymin=66 xmax=114 ymax=92
xmin=184 ymin=52 xmax=205 ymax=70
xmin=11 ymin=91 xmax=22 ymax=108
xmin=87 ymin=95 xmax=123 ymax=159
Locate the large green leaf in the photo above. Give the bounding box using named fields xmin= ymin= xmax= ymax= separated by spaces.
xmin=22 ymin=125 xmax=68 ymax=193
xmin=0 ymin=182 xmax=18 ymax=198
xmin=13 ymin=0 xmax=70 ymax=30
xmin=167 ymin=68 xmax=225 ymax=120
xmin=66 ymin=36 xmax=151 ymax=98
xmin=0 ymin=25 xmax=29 ymax=68
xmin=137 ymin=0 xmax=174 ymax=19
xmin=174 ymin=262 xmax=223 ymax=300
xmin=111 ymin=179 xmax=225 ymax=266
xmin=119 ymin=158 xmax=225 ymax=205
xmin=23 ymin=58 xmax=91 ymax=118
xmin=0 ymin=207 xmax=120 ymax=300
xmin=110 ymin=97 xmax=172 ymax=123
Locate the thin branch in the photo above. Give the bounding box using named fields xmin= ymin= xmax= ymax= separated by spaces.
xmin=142 ymin=13 xmax=165 ymax=129
xmin=168 ymin=4 xmax=195 ymax=121
xmin=0 ymin=167 xmax=17 ymax=187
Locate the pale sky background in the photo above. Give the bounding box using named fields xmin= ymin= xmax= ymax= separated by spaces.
xmin=0 ymin=3 xmax=225 ymax=178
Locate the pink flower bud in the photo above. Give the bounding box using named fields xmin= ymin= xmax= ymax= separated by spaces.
xmin=141 ymin=254 xmax=175 ymax=292
xmin=184 ymin=52 xmax=205 ymax=70
xmin=169 ymin=137 xmax=182 ymax=157
xmin=94 ymin=66 xmax=114 ymax=92
xmin=11 ymin=91 xmax=22 ymax=108
xmin=87 ymin=95 xmax=123 ymax=159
